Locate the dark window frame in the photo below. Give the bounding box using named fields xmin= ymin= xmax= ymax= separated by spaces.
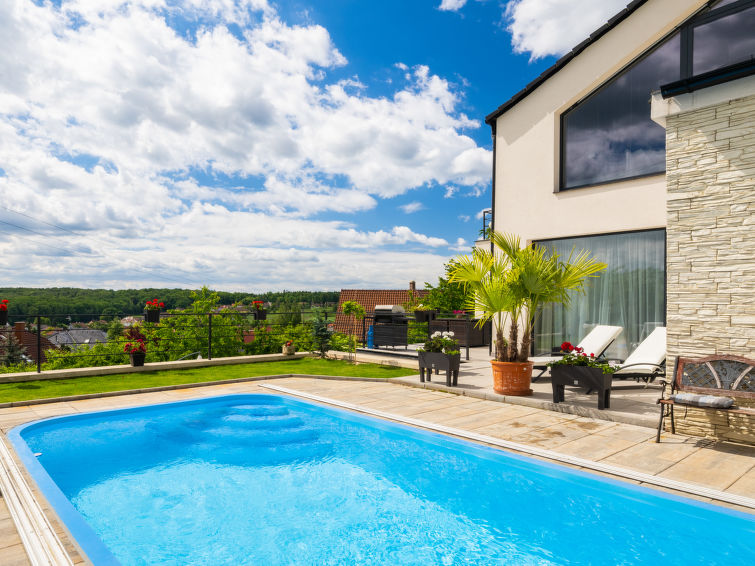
xmin=684 ymin=0 xmax=755 ymax=77
xmin=558 ymin=0 xmax=755 ymax=192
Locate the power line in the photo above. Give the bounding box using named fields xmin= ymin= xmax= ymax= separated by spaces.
xmin=0 ymin=205 xmax=81 ymax=236
xmin=0 ymin=218 xmax=89 ymax=243
xmin=0 ymin=215 xmax=201 ymax=288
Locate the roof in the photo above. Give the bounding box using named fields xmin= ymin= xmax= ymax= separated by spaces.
xmin=333 ymin=289 xmax=428 ymax=339
xmin=485 ymin=0 xmax=650 ymax=125
xmin=48 ymin=329 xmax=108 ymax=348
xmin=1 ymin=323 xmax=56 ymax=364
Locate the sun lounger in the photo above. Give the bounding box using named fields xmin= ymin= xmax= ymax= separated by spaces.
xmin=530 ymin=325 xmax=623 ymax=380
xmin=611 ymin=327 xmax=666 ymax=383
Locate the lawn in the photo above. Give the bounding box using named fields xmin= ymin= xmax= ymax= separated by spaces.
xmin=0 ymin=358 xmax=417 ymax=404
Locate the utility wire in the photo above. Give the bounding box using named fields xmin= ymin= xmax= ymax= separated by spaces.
xmin=0 ymin=205 xmax=80 ymax=236
xmin=0 ymin=208 xmax=201 ymax=288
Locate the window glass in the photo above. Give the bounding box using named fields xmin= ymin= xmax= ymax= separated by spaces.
xmin=693 ymin=6 xmax=755 ymax=75
xmin=710 ymin=0 xmax=741 ymax=8
xmin=561 ymin=34 xmax=680 ymax=189
xmin=534 ymin=230 xmax=665 ymax=361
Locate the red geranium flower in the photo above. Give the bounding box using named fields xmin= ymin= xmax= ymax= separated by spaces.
xmin=560 ymin=341 xmax=574 ymax=352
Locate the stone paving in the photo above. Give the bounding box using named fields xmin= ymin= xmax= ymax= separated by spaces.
xmin=353 ymin=346 xmax=664 ymax=427
xmin=1 ymin=374 xmax=753 ymax=565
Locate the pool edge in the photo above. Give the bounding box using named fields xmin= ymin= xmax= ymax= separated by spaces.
xmin=0 ymin=435 xmax=75 ymax=566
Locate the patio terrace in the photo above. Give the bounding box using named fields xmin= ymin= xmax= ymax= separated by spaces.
xmin=1 ymin=361 xmax=753 ymax=564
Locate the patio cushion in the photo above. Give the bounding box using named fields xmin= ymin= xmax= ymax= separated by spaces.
xmin=669 ymin=392 xmax=734 ymax=409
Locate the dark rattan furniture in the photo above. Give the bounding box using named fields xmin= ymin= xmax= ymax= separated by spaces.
xmin=656 ymin=355 xmax=755 ymax=442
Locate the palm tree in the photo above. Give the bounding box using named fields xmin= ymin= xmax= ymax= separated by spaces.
xmin=450 ymin=232 xmax=606 ymax=362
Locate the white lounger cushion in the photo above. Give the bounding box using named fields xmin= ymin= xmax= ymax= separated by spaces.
xmin=530 ymin=325 xmax=623 ymax=366
xmin=612 ymin=327 xmax=666 ymax=375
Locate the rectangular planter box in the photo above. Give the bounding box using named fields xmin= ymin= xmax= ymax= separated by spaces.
xmin=413 ymin=310 xmax=436 ymax=323
xmin=418 ymin=351 xmax=460 ymax=387
xmin=551 ymin=365 xmax=612 ymax=410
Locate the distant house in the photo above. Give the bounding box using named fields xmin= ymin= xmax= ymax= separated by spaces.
xmin=48 ymin=329 xmax=108 ymax=349
xmin=334 ymin=282 xmax=428 ymax=340
xmin=1 ymin=322 xmax=56 ymax=364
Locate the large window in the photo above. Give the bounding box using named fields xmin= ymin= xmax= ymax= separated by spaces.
xmin=534 ymin=230 xmax=665 ymax=361
xmin=691 ymin=4 xmax=755 ymax=75
xmin=560 ymin=0 xmax=755 ymax=190
xmin=561 ymin=34 xmax=680 ymax=189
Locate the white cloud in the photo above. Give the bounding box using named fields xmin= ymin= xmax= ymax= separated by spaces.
xmin=0 ymin=0 xmax=489 ymax=289
xmin=450 ymin=237 xmax=469 ymax=252
xmin=505 ymin=0 xmax=628 ymax=60
xmin=400 ymin=201 xmax=423 ymax=214
xmin=439 ymin=0 xmax=467 ymax=11
xmin=458 ymin=214 xmax=470 ymax=222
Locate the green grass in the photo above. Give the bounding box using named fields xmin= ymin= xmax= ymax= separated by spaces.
xmin=0 ymin=358 xmax=417 ymax=404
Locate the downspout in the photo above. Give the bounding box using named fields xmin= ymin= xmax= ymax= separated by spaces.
xmin=489 ymin=119 xmax=496 ymax=256
xmin=488 ymin=119 xmax=497 ymax=356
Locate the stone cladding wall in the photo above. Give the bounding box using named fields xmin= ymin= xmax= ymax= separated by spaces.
xmin=665 ymin=92 xmax=755 ymax=444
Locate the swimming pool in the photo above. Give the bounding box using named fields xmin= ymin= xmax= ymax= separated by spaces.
xmin=10 ymin=394 xmax=754 ymax=565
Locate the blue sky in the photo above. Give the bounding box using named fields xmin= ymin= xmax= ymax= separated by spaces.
xmin=0 ymin=0 xmax=627 ymax=291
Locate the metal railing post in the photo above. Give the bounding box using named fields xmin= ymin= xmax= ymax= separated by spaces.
xmin=208 ymin=313 xmax=213 ymax=360
xmin=465 ymin=318 xmax=470 ymax=361
xmin=37 ymin=315 xmax=42 ymax=373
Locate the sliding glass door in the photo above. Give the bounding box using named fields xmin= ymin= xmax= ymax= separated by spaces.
xmin=534 ymin=230 xmax=665 ymax=360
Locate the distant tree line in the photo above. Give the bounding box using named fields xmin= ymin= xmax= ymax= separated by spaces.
xmin=0 ymin=287 xmax=340 ymax=322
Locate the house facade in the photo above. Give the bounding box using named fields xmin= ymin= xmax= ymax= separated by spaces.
xmin=486 ymin=0 xmax=755 ymax=368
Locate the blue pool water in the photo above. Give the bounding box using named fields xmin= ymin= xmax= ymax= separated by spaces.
xmin=10 ymin=394 xmax=754 ymax=565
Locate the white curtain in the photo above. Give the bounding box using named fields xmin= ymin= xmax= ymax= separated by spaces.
xmin=534 ymin=230 xmax=665 ymax=360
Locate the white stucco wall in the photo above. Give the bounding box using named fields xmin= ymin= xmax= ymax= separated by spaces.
xmin=492 ymin=0 xmax=708 ymax=244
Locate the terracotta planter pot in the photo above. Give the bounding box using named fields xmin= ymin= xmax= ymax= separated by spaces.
xmin=491 ymin=360 xmax=533 ymax=396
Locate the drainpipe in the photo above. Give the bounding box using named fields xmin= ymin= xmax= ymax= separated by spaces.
xmin=489 ymin=120 xmax=496 ymax=255
xmin=488 ymin=119 xmax=497 ymax=356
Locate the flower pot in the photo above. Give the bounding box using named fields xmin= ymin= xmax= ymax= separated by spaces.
xmin=129 ymin=352 xmax=146 ymax=367
xmin=0 ymin=310 xmax=7 ymax=326
xmin=144 ymin=309 xmax=160 ymax=323
xmin=254 ymin=309 xmax=267 ymax=321
xmin=414 ymin=310 xmax=436 ymax=322
xmin=418 ymin=351 xmax=461 ymax=386
xmin=551 ymin=365 xmax=612 ymax=409
xmin=491 ymin=360 xmax=533 ymax=396
xmin=282 ymin=345 xmax=296 ymax=355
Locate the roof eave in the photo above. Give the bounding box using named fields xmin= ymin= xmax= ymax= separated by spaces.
xmin=485 ymin=0 xmax=649 ymax=125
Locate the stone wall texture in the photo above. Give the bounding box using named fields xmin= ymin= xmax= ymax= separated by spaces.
xmin=665 ymin=91 xmax=755 ymax=444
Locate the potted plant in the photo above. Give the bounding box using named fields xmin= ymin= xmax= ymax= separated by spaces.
xmin=341 ymin=300 xmax=365 ymax=363
xmin=123 ymin=327 xmax=147 ymax=366
xmin=144 ymin=299 xmax=164 ymax=323
xmin=450 ymin=232 xmax=605 ymax=396
xmin=252 ymin=300 xmax=267 ymax=321
xmin=548 ymin=342 xmax=616 ymax=409
xmin=282 ymin=340 xmax=296 ymax=355
xmin=417 ymin=331 xmax=461 ymax=386
xmin=0 ymin=299 xmax=8 ymax=326
xmin=413 ymin=305 xmax=437 ymax=323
